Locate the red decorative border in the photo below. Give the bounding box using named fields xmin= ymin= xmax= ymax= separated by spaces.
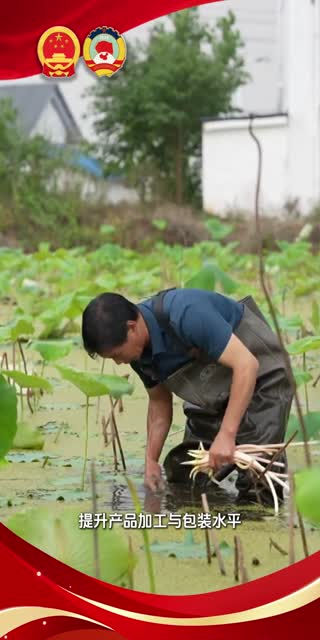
xmin=2 ymin=617 xmax=123 ymax=640
xmin=0 ymin=523 xmax=319 ymax=639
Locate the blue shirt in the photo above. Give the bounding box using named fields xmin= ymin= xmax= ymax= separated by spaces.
xmin=130 ymin=288 xmax=244 ymax=389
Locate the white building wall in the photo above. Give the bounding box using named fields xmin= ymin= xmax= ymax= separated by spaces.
xmin=30 ymin=100 xmax=67 ymax=144
xmin=202 ymin=0 xmax=320 ymax=216
xmin=203 ymin=0 xmax=280 ymax=114
xmin=202 ymin=116 xmax=289 ymax=215
xmin=282 ymin=0 xmax=320 ymax=212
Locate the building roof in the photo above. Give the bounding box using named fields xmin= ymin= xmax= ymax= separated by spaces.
xmin=0 ymin=84 xmax=82 ymax=143
xmin=64 ymin=147 xmax=104 ymax=178
xmin=202 ymin=111 xmax=288 ymax=123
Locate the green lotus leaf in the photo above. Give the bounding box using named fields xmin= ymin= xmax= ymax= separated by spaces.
xmin=287 ymin=336 xmax=320 ymax=355
xmin=0 ymin=370 xmax=53 ymax=393
xmin=30 ymin=340 xmax=74 ymax=362
xmin=6 ymin=507 xmax=136 ymax=583
xmin=0 ymin=375 xmax=18 ymax=459
xmin=295 ymin=468 xmax=320 ymax=524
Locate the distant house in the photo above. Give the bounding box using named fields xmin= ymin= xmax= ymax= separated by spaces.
xmin=201 ymin=0 xmax=320 ymax=217
xmin=56 ymin=150 xmax=139 ymax=205
xmin=0 ymin=84 xmax=82 ymax=144
xmin=0 ymin=83 xmax=138 ymax=205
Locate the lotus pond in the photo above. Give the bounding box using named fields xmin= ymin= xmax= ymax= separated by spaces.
xmin=0 ymin=231 xmax=320 ymax=594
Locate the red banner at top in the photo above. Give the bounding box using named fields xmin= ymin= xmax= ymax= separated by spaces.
xmin=0 ymin=1 xmax=219 ymax=79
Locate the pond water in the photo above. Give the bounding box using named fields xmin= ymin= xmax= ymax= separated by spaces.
xmin=0 ymin=346 xmax=319 ymax=594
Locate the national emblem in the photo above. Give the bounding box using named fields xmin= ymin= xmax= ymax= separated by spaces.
xmin=37 ymin=26 xmax=80 ymax=78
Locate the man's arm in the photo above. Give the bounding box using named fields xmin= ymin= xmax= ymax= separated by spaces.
xmin=209 ymin=334 xmax=259 ymax=469
xmin=144 ymin=384 xmax=173 ymax=491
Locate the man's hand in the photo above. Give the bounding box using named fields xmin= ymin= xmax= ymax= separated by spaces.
xmin=209 ymin=431 xmax=236 ymax=469
xmin=144 ymin=459 xmax=165 ymax=492
xmin=143 ymin=384 xmax=172 ymax=492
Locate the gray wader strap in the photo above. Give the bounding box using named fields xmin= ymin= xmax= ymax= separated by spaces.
xmin=152 ymin=288 xmax=192 ymax=353
xmin=238 ymin=295 xmax=270 ymax=327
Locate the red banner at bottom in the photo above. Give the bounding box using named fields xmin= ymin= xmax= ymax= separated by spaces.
xmin=0 ymin=523 xmax=319 ymax=640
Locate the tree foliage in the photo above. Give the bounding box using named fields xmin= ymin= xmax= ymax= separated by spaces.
xmin=91 ymin=9 xmax=249 ymax=204
xmin=0 ymin=100 xmax=63 ymax=225
xmin=0 ymin=99 xmax=85 ymax=247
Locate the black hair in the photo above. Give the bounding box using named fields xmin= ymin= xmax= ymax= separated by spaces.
xmin=82 ymin=293 xmax=138 ymax=358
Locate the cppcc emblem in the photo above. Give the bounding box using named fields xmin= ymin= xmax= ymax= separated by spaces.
xmin=83 ymin=26 xmax=126 ymax=77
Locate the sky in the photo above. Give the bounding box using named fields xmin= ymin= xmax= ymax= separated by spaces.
xmin=0 ymin=0 xmax=280 ymax=140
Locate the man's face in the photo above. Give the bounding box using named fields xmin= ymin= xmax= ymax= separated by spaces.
xmin=101 ymin=321 xmax=145 ymax=365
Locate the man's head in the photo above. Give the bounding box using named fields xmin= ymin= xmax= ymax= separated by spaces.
xmin=82 ymin=293 xmax=148 ymax=364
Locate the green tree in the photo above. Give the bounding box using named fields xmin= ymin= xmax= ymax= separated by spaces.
xmin=0 ymin=99 xmax=83 ymax=246
xmin=91 ymin=8 xmax=248 ymax=205
xmin=0 ymin=99 xmax=66 ymax=228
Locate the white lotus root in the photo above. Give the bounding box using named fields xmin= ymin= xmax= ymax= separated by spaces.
xmin=182 ymin=442 xmax=289 ymax=515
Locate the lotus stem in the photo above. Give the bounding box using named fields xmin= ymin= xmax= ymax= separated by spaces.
xmin=81 ymin=395 xmax=90 ymax=490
